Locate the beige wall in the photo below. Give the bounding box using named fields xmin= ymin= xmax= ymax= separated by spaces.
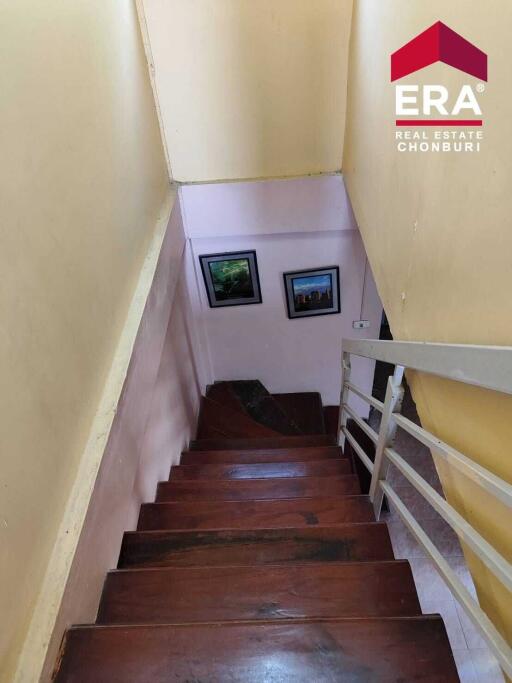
xmin=0 ymin=0 xmax=169 ymax=680
xmin=141 ymin=0 xmax=353 ymax=182
xmin=343 ymin=0 xmax=512 ymax=657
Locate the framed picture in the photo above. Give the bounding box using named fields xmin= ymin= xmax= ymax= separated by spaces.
xmin=283 ymin=265 xmax=340 ymax=319
xmin=199 ymin=250 xmax=262 ymax=308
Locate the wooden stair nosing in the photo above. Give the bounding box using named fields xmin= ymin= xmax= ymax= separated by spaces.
xmin=169 ymin=459 xmax=351 ymax=481
xmin=137 ymin=495 xmax=375 ymax=531
xmin=54 ymin=617 xmax=459 ymax=683
xmin=156 ymin=475 xmax=360 ymax=502
xmin=97 ymin=560 xmax=421 ymax=625
xmin=189 ymin=434 xmax=337 ymax=450
xmin=180 ymin=445 xmax=344 ymax=464
xmin=118 ymin=523 xmax=396 ymax=569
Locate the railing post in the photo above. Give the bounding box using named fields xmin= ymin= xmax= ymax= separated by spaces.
xmin=338 ymin=351 xmax=351 ymax=449
xmin=369 ymin=365 xmax=405 ymax=519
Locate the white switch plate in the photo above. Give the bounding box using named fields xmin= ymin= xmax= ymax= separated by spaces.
xmin=353 ymin=320 xmax=370 ymax=329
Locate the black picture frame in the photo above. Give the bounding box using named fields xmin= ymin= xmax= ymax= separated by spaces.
xmin=283 ymin=265 xmax=340 ymax=319
xmin=199 ymin=250 xmax=262 ymax=308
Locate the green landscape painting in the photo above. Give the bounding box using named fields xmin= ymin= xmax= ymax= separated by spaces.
xmin=208 ymin=258 xmax=255 ymax=300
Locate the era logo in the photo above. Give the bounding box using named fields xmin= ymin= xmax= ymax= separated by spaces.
xmin=396 ymin=85 xmax=482 ymax=117
xmin=391 ymin=21 xmax=487 ymax=127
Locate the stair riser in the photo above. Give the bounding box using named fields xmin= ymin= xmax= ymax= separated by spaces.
xmin=170 ymin=460 xmax=350 ymax=481
xmin=180 ymin=446 xmax=344 ymax=464
xmin=157 ymin=476 xmax=360 ymax=502
xmin=118 ymin=525 xmax=395 ymax=569
xmin=189 ymin=435 xmax=336 ymax=450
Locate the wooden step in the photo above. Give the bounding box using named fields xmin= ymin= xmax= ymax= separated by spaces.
xmin=138 ymin=496 xmax=374 ymax=531
xmin=196 ymin=396 xmax=279 ymax=439
xmin=97 ymin=561 xmax=420 ymax=625
xmin=180 ymin=445 xmax=344 ymax=464
xmin=169 ymin=458 xmax=351 ymax=481
xmin=189 ymin=434 xmax=336 ymax=450
xmin=157 ymin=476 xmax=360 ymax=502
xmin=118 ymin=524 xmax=395 ymax=569
xmin=54 ymin=617 xmax=459 ymax=682
xmin=273 ymin=392 xmax=326 ymax=434
xmin=208 ymin=380 xmax=302 ymax=435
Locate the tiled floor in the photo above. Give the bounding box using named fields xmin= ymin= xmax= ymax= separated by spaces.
xmin=370 ymin=388 xmax=505 ymax=683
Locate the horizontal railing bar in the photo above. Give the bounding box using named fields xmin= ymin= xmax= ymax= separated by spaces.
xmin=381 ymin=482 xmax=512 ymax=678
xmin=342 ymin=339 xmax=512 ymax=396
xmin=342 ymin=403 xmax=379 ymax=444
xmin=345 ymin=381 xmax=384 ymax=412
xmin=341 ymin=426 xmax=374 ymax=474
xmin=385 ymin=446 xmax=512 ymax=593
xmin=394 ymin=413 xmax=512 ymax=509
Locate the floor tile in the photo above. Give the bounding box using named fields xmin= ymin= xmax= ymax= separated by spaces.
xmin=421 ymin=599 xmax=467 ymax=650
xmin=409 ymin=557 xmax=457 ymax=605
xmin=455 ymin=602 xmax=489 ymax=649
xmin=452 ymin=649 xmax=477 ymax=683
xmin=470 ymin=648 xmax=505 ymax=682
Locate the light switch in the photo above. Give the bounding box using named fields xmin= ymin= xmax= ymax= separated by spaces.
xmin=353 ymin=320 xmax=370 ymax=329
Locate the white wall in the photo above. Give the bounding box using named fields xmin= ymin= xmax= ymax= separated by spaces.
xmin=181 ymin=175 xmax=382 ymax=407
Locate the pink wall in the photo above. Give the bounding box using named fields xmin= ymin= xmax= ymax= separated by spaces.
xmin=42 ymin=201 xmax=207 ymax=680
xmin=180 ymin=175 xmax=357 ymax=237
xmin=181 ymin=175 xmax=382 ymax=408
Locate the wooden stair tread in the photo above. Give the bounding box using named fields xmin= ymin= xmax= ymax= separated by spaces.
xmin=97 ymin=561 xmax=420 ymax=624
xmin=180 ymin=445 xmax=343 ymax=464
xmin=272 ymin=392 xmax=326 ymax=435
xmin=196 ymin=396 xmax=280 ymax=439
xmin=157 ymin=476 xmax=360 ymax=501
xmin=170 ymin=459 xmax=350 ymax=481
xmin=189 ymin=434 xmax=336 ymax=450
xmin=54 ymin=617 xmax=459 ymax=682
xmin=118 ymin=524 xmax=395 ymax=569
xmin=138 ymin=496 xmax=375 ymax=531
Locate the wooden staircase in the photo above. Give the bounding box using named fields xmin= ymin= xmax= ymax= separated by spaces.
xmin=54 ymin=380 xmax=460 ymax=681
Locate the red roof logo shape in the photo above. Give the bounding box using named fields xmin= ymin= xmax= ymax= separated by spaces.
xmin=391 ymin=21 xmax=487 ymax=82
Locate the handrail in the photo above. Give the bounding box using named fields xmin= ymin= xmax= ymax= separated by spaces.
xmin=385 ymin=446 xmax=512 ymax=592
xmin=342 ymin=403 xmax=379 ymax=444
xmin=342 ymin=338 xmax=512 ymax=395
xmin=341 ymin=426 xmax=374 ymax=474
xmin=338 ymin=337 xmax=512 ymax=677
xmin=382 ymin=483 xmax=512 ymax=679
xmin=344 ymin=381 xmax=384 ymax=412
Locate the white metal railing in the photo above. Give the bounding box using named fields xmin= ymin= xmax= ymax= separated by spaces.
xmin=338 ymin=338 xmax=512 ymax=678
